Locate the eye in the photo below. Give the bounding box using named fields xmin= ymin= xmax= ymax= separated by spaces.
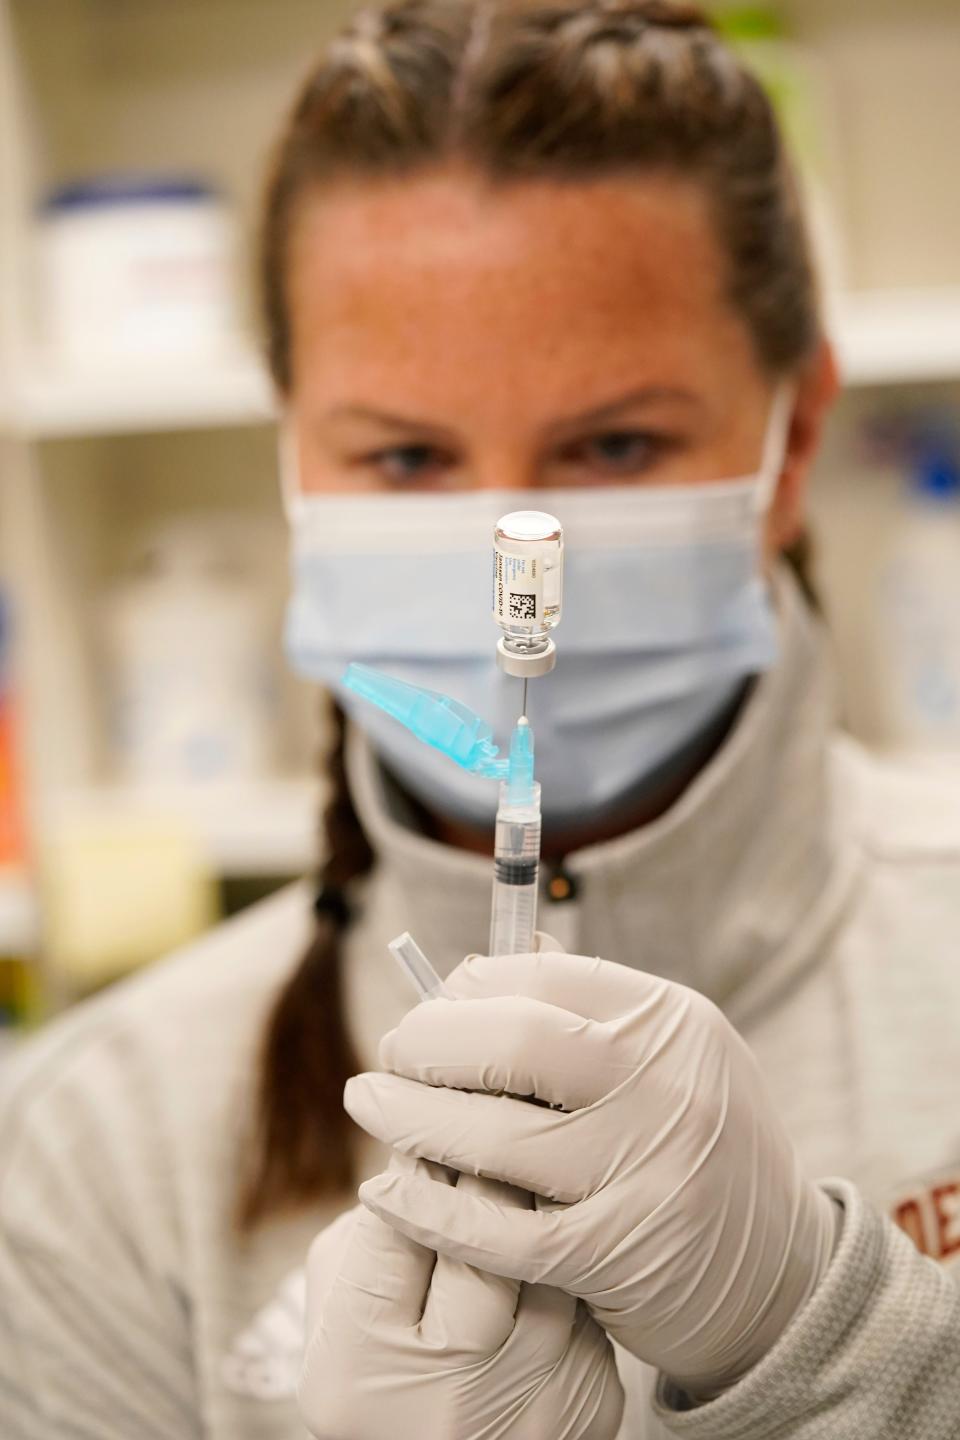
xmin=562 ymin=430 xmax=671 ymax=477
xmin=365 ymin=444 xmax=447 ymax=485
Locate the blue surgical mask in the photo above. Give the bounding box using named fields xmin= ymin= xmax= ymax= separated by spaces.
xmin=282 ymin=388 xmax=793 ymax=827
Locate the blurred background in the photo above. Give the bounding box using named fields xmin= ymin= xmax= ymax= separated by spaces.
xmin=1 ymin=0 xmax=959 ymax=1053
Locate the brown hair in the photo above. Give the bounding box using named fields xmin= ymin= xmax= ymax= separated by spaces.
xmin=239 ymin=0 xmax=822 ymax=1228
xmin=237 ymin=700 xmax=373 ymax=1227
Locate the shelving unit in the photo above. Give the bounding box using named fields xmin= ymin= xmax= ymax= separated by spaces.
xmin=0 ymin=0 xmax=959 ymax=966
xmin=6 ymin=347 xmax=275 ymax=440
xmin=0 ymin=0 xmax=357 ymax=965
xmin=830 ymin=290 xmax=960 ymax=389
xmin=47 ymin=778 xmax=323 ymax=879
xmin=0 ymin=286 xmax=956 ymax=445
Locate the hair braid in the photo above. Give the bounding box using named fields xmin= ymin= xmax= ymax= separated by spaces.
xmin=237 ymin=701 xmax=373 ymax=1229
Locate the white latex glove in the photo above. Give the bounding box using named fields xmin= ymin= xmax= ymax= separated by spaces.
xmin=298 ymin=1151 xmax=624 ymax=1440
xmin=344 ymin=951 xmax=840 ymax=1400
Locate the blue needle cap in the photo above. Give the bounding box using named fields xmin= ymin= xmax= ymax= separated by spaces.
xmin=343 ymin=662 xmax=510 ymax=780
xmin=506 ymin=716 xmax=535 ymax=806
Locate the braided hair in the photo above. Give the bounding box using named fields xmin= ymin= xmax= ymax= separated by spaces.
xmin=237 ymin=701 xmax=372 ymax=1227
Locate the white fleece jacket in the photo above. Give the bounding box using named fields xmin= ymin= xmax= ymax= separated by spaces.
xmin=2 ymin=569 xmax=960 ymax=1439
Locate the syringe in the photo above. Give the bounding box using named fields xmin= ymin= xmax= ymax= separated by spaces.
xmin=387 ymin=928 xmax=562 ymax=1111
xmin=385 ymin=719 xmax=541 ymax=986
xmin=345 ymin=503 xmax=561 ymax=964
xmin=388 ymin=931 xmax=451 ymax=1002
xmin=488 ymin=511 xmax=558 ymax=955
xmin=490 ymin=715 xmax=541 ymax=956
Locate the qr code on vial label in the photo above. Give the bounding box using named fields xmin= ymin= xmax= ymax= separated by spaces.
xmin=510 ymin=593 xmax=537 ymax=621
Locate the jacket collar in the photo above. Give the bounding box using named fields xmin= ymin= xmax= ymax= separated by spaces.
xmin=343 ymin=566 xmax=860 ymax=1066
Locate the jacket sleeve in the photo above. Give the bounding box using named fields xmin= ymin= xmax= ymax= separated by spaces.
xmin=0 ymin=1044 xmax=203 ymax=1440
xmin=0 ymin=1229 xmax=203 ymax=1440
xmin=652 ymin=1180 xmax=960 ymax=1439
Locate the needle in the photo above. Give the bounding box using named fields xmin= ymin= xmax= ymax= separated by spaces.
xmin=521 ymin=675 xmax=528 ymax=720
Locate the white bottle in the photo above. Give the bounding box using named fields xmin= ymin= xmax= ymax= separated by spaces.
xmin=102 ymin=521 xmax=276 ymax=787
xmin=881 ymin=448 xmax=960 ymax=750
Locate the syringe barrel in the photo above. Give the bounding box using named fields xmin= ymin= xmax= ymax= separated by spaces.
xmin=489 ymin=782 xmax=541 ymax=956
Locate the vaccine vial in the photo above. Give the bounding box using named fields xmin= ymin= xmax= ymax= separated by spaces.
xmin=493 ymin=511 xmax=563 ymax=677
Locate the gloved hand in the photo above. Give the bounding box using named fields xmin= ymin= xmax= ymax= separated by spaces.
xmin=298 ymin=1150 xmax=624 ymax=1440
xmin=344 ymin=951 xmax=840 ymax=1400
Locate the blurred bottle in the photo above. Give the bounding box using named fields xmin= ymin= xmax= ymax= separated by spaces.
xmin=713 ymin=4 xmax=848 ymax=305
xmin=880 ymin=441 xmax=960 ymax=749
xmin=36 ymin=174 xmax=240 ymax=370
xmin=102 ymin=520 xmax=277 ymax=787
xmin=0 ymin=953 xmax=38 ymax=1035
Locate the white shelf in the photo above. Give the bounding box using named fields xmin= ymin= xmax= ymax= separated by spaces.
xmin=0 ymin=871 xmax=39 ymax=954
xmin=48 ymin=778 xmax=322 ymax=877
xmin=6 ymin=344 xmax=276 ymax=438
xmin=830 ymin=289 xmax=960 ymax=387
xmin=0 ymin=289 xmax=957 ymax=440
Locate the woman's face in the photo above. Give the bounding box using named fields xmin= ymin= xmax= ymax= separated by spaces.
xmin=287 ymin=166 xmax=836 ymax=555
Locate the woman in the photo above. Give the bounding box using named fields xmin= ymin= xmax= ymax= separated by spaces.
xmin=2 ymin=2 xmax=959 ymax=1437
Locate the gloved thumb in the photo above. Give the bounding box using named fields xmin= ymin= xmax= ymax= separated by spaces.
xmin=304 ymin=1207 xmax=359 ymax=1335
xmin=456 ymin=930 xmax=566 ymax=971
xmin=443 ymin=931 xmax=566 ymax=1001
xmin=307 ymin=1154 xmax=442 ymax=1343
xmin=533 ymin=930 xmax=566 ymax=955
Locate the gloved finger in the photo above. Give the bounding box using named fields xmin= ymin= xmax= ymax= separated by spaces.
xmin=345 ymin=1071 xmax=600 ymax=1203
xmin=458 ymin=931 xmax=565 ymax=973
xmin=456 ymin=1285 xmax=582 ymax=1417
xmin=318 ymin=1152 xmax=446 ymax=1335
xmin=304 ymin=1207 xmax=359 ymax=1335
xmin=359 ymin=1164 xmax=574 ymax=1289
xmin=511 ymin=1297 xmax=625 ymax=1440
xmin=443 ymin=948 xmax=659 ymax=1022
xmin=533 ymin=929 xmax=566 ymax=954
xmin=378 ymin=995 xmax=633 ymax=1110
xmin=418 ymin=1173 xmax=527 ymax=1355
xmin=505 ymin=1282 xmax=577 ymax=1374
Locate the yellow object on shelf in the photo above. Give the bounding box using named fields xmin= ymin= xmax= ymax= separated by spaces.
xmin=0 ymin=953 xmax=41 ymax=1027
xmin=43 ymin=809 xmax=219 ymax=987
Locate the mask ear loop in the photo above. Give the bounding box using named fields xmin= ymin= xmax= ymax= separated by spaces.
xmin=753 ymin=381 xmax=797 ymax=514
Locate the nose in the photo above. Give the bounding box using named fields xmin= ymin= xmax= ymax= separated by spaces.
xmin=472 ymin=456 xmax=539 ymax=492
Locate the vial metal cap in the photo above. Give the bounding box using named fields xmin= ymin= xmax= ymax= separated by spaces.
xmin=496 ymin=635 xmax=557 ymax=677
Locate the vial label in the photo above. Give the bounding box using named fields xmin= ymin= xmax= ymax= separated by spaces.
xmin=543 ymin=556 xmax=562 ymax=618
xmin=494 ymin=546 xmax=543 ymax=626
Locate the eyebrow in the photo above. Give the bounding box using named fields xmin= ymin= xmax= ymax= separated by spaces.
xmin=324 ymin=386 xmax=700 ymax=438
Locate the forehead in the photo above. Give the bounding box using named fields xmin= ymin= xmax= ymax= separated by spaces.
xmin=287 ymin=167 xmax=754 ymax=402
